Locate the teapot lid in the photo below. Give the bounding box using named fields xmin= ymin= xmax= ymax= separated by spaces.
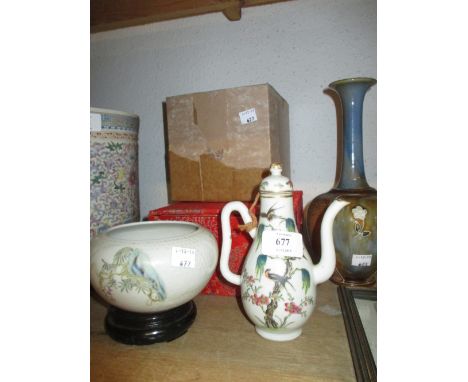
xmin=259 ymin=163 xmax=293 ymax=195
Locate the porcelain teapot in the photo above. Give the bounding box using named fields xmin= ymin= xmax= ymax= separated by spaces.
xmin=220 ymin=163 xmax=348 ymax=341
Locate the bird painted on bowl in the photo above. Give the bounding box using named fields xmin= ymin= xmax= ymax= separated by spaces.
xmin=98 ymin=247 xmax=167 ymax=305
xmin=127 ymin=249 xmax=167 ymax=301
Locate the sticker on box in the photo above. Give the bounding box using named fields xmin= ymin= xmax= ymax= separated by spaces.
xmin=239 ymin=108 xmax=257 ymax=125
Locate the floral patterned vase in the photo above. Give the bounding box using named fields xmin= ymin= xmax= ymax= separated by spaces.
xmin=220 ymin=163 xmax=348 ymax=341
xmin=303 ymin=78 xmax=377 ymax=286
xmin=90 ymin=108 xmax=140 ymax=238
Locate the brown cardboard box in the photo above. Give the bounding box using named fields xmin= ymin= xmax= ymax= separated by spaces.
xmin=166 ymin=83 xmax=290 ymax=201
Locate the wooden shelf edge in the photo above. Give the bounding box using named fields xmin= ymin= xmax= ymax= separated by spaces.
xmin=91 ymin=0 xmax=294 ymax=34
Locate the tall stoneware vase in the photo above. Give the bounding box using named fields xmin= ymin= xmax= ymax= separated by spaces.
xmin=303 ymin=78 xmax=377 ymax=286
xmin=90 ymin=108 xmax=140 ymax=238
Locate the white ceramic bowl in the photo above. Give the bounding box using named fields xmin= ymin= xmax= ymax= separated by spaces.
xmin=90 ymin=221 xmax=218 ymax=313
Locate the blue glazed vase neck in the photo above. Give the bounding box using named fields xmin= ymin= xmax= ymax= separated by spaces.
xmin=330 ymin=78 xmax=376 ymax=190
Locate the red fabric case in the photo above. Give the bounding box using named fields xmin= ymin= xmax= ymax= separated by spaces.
xmin=148 ymin=191 xmax=303 ymax=296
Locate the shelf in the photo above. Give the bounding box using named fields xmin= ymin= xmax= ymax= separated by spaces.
xmin=91 ymin=281 xmax=355 ymax=381
xmin=91 ymin=0 xmax=294 ymax=33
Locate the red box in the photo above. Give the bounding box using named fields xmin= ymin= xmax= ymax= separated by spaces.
xmin=148 ymin=191 xmax=303 ymax=296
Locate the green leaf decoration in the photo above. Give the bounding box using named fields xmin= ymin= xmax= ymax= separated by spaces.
xmin=255 ymin=254 xmax=268 ymax=281
xmin=301 ymin=268 xmax=311 ymax=295
xmin=255 ymin=224 xmax=265 ymax=250
xmin=106 ymin=142 xmax=123 ymax=151
xmin=114 ymin=182 xmax=125 ymax=191
xmin=285 ymin=218 xmax=296 ymax=232
xmin=113 ymin=247 xmax=134 ymax=265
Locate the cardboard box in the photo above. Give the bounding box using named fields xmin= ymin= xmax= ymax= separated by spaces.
xmin=147 ymin=191 xmax=303 ymax=296
xmin=165 ymin=83 xmax=290 ymax=201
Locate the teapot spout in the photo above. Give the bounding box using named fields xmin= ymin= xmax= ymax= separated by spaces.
xmin=313 ymin=199 xmax=350 ymax=284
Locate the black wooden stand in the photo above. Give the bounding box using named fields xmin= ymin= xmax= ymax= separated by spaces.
xmin=105 ymin=300 xmax=197 ymax=345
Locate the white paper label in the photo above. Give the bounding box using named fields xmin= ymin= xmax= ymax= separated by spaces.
xmin=352 ymin=254 xmax=373 ymax=267
xmin=90 ymin=113 xmax=102 ymax=132
xmin=262 ymin=231 xmax=303 ymax=258
xmin=171 ymin=247 xmax=196 ymax=268
xmin=239 ymin=108 xmax=257 ymax=124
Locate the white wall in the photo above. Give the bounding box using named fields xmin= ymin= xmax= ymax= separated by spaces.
xmin=91 ymin=0 xmax=376 ymax=217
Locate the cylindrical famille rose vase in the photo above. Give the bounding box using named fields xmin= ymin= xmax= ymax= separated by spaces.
xmin=90 ymin=108 xmax=140 ymax=238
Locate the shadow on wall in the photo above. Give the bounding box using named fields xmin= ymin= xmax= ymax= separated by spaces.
xmin=162 ymin=102 xmax=172 ymax=204
xmin=142 ymin=102 xmax=170 ymax=221
xmin=302 ymin=88 xmax=343 ymax=242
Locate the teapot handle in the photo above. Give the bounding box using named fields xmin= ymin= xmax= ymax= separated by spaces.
xmin=220 ymin=201 xmax=257 ymax=286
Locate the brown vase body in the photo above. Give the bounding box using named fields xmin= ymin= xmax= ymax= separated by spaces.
xmin=304 ymin=190 xmax=376 ymax=286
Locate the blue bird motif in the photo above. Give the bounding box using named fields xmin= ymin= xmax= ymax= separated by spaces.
xmin=255 ymin=254 xmax=268 ymax=281
xmin=264 ymin=268 xmax=295 ymax=292
xmin=127 ymin=249 xmax=167 ymax=301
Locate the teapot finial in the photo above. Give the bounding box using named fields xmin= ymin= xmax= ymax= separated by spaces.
xmin=270 ymin=162 xmax=282 ymax=174
xmin=260 ymin=162 xmax=293 ymax=194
